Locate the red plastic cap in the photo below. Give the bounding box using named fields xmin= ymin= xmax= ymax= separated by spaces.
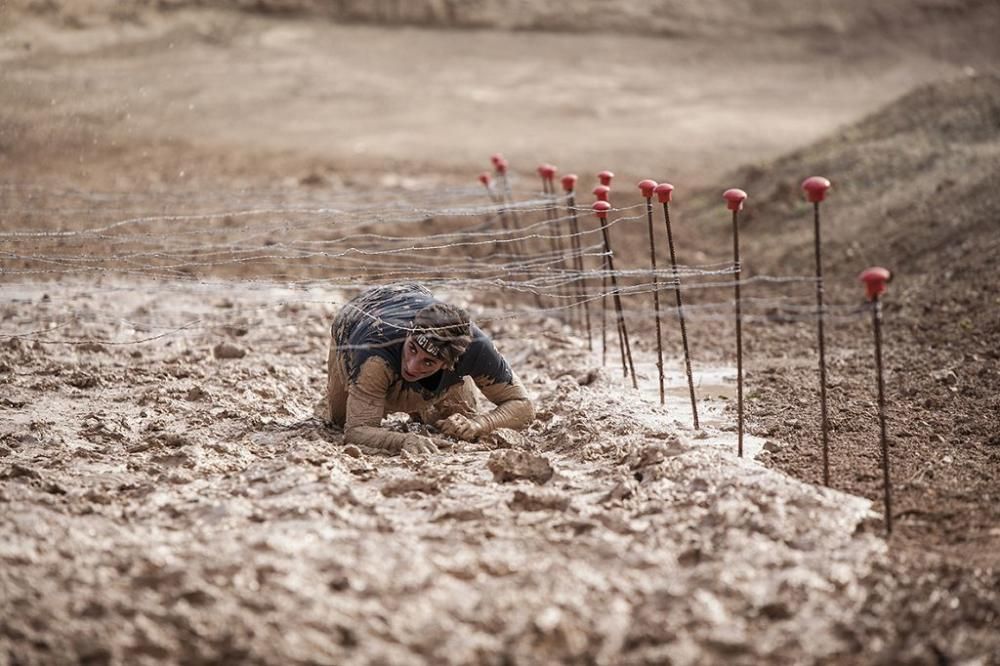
xmin=859 ymin=266 xmax=892 ymax=301
xmin=495 ymin=158 xmax=508 ymax=175
xmin=592 ymin=200 xmax=611 ymax=219
xmin=540 ymin=163 xmax=557 ymax=181
xmin=561 ymin=174 xmax=578 ymax=192
xmin=654 ymin=182 xmax=675 ymax=204
xmin=724 ymin=188 xmax=748 ymax=211
xmin=592 ymin=184 xmax=610 ymax=202
xmin=478 ymin=172 xmax=492 ymax=187
xmin=802 ymin=176 xmax=832 ymax=203
xmin=490 ymin=153 xmax=504 ymax=167
xmin=637 ymin=179 xmax=658 ymax=198
xmin=598 ymin=170 xmax=615 ymax=186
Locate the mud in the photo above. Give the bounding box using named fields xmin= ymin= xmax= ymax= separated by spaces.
xmin=2 ymin=280 xmax=883 ymax=664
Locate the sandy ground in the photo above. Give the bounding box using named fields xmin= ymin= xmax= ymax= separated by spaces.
xmin=1 ymin=6 xmax=988 ymax=189
xmin=2 ymin=3 xmax=1000 ymax=665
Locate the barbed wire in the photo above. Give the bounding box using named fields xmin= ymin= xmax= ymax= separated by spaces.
xmin=0 ymin=279 xmax=872 ymax=346
xmin=0 ymin=191 xmax=583 ymax=240
xmin=2 ymin=183 xmax=873 ymax=350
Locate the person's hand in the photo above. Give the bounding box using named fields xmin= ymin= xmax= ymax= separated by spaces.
xmin=436 ymin=413 xmax=484 ymax=442
xmin=401 ymin=435 xmax=439 ymax=456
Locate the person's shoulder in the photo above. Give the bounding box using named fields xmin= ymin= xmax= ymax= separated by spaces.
xmin=346 ymin=340 xmax=400 ymax=384
xmin=469 ymin=322 xmax=490 ymax=339
xmin=456 ymin=324 xmax=514 ymax=385
xmin=356 ymin=354 xmax=395 ymax=379
xmin=465 ymin=324 xmax=496 ymax=351
xmin=461 ymin=325 xmax=509 ymax=366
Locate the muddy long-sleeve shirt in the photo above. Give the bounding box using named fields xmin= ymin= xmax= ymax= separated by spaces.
xmin=331 ymin=284 xmax=534 ymax=451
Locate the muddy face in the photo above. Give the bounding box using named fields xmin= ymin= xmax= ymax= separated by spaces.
xmin=401 ymin=335 xmax=445 ymax=381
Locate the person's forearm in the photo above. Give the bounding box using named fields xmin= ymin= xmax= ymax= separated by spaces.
xmin=474 ymin=398 xmax=535 ymax=433
xmin=344 ymin=425 xmax=423 ymax=453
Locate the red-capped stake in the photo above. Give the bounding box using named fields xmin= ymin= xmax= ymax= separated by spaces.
xmin=541 ymin=164 xmax=558 ymax=182
xmin=561 ymin=174 xmax=578 ymax=192
xmin=598 ymin=170 xmax=615 ymax=187
xmin=490 ymin=153 xmax=504 ymax=167
xmin=478 ymin=172 xmax=492 ymax=187
xmin=593 ymin=185 xmax=610 ymax=202
xmin=860 ymin=266 xmax=892 ymax=301
xmin=496 ymin=158 xmax=508 ymax=175
xmin=638 ymin=179 xmax=657 ymax=198
xmin=725 ymin=187 xmax=748 ymax=456
xmin=593 ymin=197 xmax=638 ymax=387
xmin=724 ymin=188 xmax=748 ymax=211
xmin=654 ymin=182 xmax=674 ymax=204
xmin=592 ymin=200 xmax=611 ymax=219
xmin=802 ymin=176 xmax=832 ymax=203
xmin=807 ymin=174 xmax=834 ymax=484
xmin=861 ymin=264 xmax=894 ymax=533
xmin=639 ymin=177 xmax=665 ymax=404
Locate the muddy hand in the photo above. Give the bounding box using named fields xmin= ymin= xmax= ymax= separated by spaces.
xmin=430 ymin=436 xmax=455 ymax=450
xmin=401 ymin=435 xmax=439 ymax=455
xmin=436 ymin=413 xmax=483 ymax=442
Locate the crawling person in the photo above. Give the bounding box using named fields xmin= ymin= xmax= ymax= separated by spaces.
xmin=324 ymin=283 xmax=535 ymax=455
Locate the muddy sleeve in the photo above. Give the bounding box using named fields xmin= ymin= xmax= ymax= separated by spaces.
xmin=343 ymin=357 xmax=422 ymax=453
xmin=472 ymin=371 xmax=535 ymax=433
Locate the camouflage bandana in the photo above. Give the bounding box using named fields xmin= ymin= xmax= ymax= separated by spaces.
xmin=412 ymin=331 xmax=443 ymax=359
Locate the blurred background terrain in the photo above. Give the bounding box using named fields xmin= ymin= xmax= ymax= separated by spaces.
xmin=2 ymin=1 xmax=999 ymax=663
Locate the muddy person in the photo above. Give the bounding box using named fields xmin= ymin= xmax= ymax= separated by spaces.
xmin=324 ymin=283 xmax=535 ymax=454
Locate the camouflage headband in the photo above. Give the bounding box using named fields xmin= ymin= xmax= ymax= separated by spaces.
xmin=412 ymin=331 xmax=443 ymax=358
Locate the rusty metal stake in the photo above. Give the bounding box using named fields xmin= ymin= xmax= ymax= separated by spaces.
xmin=539 ymin=166 xmax=573 ymax=326
xmin=803 ymin=176 xmax=833 ymax=486
xmin=562 ymin=175 xmax=593 ymax=350
xmin=724 ymin=189 xmax=748 ymax=457
xmin=814 ymin=199 xmax=831 ymax=486
xmin=498 ymin=168 xmax=528 ymax=263
xmin=594 ymin=201 xmax=637 ymax=388
xmin=616 ymin=304 xmax=628 ymax=378
xmin=594 ymin=184 xmax=612 ymax=367
xmin=639 ymin=180 xmax=666 ymax=404
xmin=872 ymin=295 xmax=893 ymax=534
xmin=860 ymin=266 xmax=894 ymax=535
xmin=494 ymin=159 xmax=543 ymax=309
xmin=601 ymin=267 xmax=608 ymax=366
xmin=479 ymin=172 xmax=511 ymax=253
xmin=658 ymin=184 xmax=700 ymax=429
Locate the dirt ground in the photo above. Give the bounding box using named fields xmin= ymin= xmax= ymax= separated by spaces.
xmin=2 ymin=3 xmax=1000 ymax=665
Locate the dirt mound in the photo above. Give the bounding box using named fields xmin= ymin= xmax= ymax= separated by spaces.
xmin=685 ymin=73 xmax=1000 ymax=280
xmin=668 ymin=73 xmax=1000 ymax=662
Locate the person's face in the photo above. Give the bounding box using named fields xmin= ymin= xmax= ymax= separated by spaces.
xmin=401 ymin=335 xmax=446 ymax=381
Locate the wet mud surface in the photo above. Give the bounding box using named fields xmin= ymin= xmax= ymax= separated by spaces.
xmin=1 ymin=281 xmax=885 ymax=664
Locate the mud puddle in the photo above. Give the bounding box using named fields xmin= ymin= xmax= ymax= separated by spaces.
xmin=592 ymin=355 xmax=769 ymax=460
